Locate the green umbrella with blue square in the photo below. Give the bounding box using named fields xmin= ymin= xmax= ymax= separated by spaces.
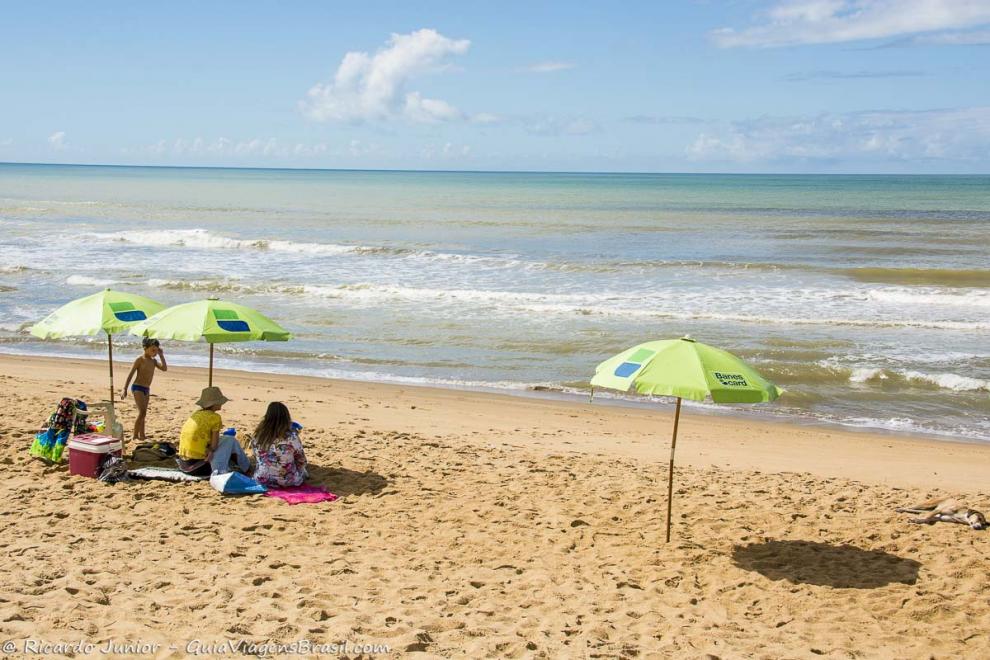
xmin=591 ymin=336 xmax=783 ymax=542
xmin=129 ymin=297 xmax=291 ymax=386
xmin=30 ymin=288 xmax=166 ymax=403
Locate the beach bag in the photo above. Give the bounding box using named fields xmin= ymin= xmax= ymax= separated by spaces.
xmin=30 ymin=398 xmax=92 ymax=463
xmin=131 ymin=442 xmax=177 ymax=462
xmin=209 ymin=471 xmax=267 ymax=495
xmin=98 ymin=456 xmax=130 ymax=484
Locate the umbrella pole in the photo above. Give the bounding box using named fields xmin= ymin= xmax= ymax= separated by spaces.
xmin=665 ymin=396 xmax=682 ymax=543
xmin=107 ymin=332 xmax=115 ymax=404
xmin=209 ymin=343 xmax=214 ymax=386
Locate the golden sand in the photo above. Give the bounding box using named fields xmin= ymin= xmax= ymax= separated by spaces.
xmin=0 ymin=354 xmax=987 ymax=658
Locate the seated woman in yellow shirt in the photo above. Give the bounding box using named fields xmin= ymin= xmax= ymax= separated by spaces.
xmin=177 ymin=387 xmax=249 ymax=476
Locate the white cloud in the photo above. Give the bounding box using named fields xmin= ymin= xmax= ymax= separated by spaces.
xmin=562 ymin=118 xmax=598 ymax=135
xmin=48 ymin=131 xmax=66 ymax=150
xmin=624 ymin=115 xmax=707 ymax=125
xmin=470 ymin=112 xmax=504 ymax=125
xmin=300 ymin=28 xmax=470 ymax=123
xmin=712 ymin=0 xmax=990 ymax=47
xmin=887 ymin=27 xmax=990 ymax=45
xmin=522 ymin=61 xmax=575 ymax=73
xmin=420 ymin=141 xmax=473 ymax=160
xmin=783 ymin=69 xmax=925 ymax=81
xmin=403 ymin=92 xmax=462 ymax=123
xmin=686 ymin=106 xmax=990 ymax=166
xmin=525 ymin=116 xmax=600 ymax=136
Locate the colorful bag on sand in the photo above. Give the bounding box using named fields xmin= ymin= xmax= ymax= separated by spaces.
xmin=209 ymin=471 xmax=267 ymax=495
xmin=30 ymin=398 xmax=91 ymax=463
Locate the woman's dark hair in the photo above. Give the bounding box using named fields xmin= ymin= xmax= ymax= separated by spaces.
xmin=142 ymin=337 xmax=160 ymax=349
xmin=253 ymin=401 xmax=292 ymax=450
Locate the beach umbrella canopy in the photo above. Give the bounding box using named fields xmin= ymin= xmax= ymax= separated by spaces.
xmin=30 ymin=288 xmax=166 ymax=403
xmin=130 ymin=297 xmax=291 ymax=385
xmin=591 ymin=336 xmax=783 ymax=542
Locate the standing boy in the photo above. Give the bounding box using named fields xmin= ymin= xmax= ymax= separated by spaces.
xmin=122 ymin=337 xmax=167 ymax=441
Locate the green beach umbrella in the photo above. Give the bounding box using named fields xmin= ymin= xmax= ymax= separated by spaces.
xmin=591 ymin=336 xmax=783 ymax=542
xmin=130 ymin=297 xmax=291 ymax=385
xmin=30 ymin=288 xmax=167 ymax=403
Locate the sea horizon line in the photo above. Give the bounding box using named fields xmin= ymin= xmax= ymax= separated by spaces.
xmin=2 ymin=160 xmax=988 ymax=178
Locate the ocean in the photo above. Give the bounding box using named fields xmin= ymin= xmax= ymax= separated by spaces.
xmin=1 ymin=163 xmax=988 ymax=441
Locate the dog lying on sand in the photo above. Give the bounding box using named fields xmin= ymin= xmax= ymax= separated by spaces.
xmin=896 ymin=496 xmax=987 ymax=530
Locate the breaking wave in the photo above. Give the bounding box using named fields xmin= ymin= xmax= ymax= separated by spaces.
xmin=902 ymin=370 xmax=990 ymax=392
xmin=81 ymin=229 xmax=893 ymax=276
xmin=135 ymin=279 xmax=990 ymax=331
xmin=88 ymin=229 xmax=356 ymax=255
xmin=866 ymin=288 xmax=990 ymax=308
xmin=841 ymin=365 xmax=989 ymax=392
xmin=66 ymin=275 xmax=117 ymax=287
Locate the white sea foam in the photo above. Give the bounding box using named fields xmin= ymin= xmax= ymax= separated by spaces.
xmin=66 ymin=275 xmax=117 ymax=287
xmin=843 ymin=365 xmax=988 ymax=391
xmin=838 ymin=416 xmax=925 ymax=434
xmin=550 ymin=296 xmax=967 ymax=331
xmin=0 ymin=197 xmax=102 ymax=206
xmin=404 ymin=250 xmax=538 ymax=269
xmin=903 ymin=370 xmax=990 ymax=392
xmin=136 ymin=278 xmax=990 ymax=331
xmin=145 ymin=277 xmax=263 ymax=294
xmin=89 ymin=229 xmax=355 ymax=255
xmin=85 ymin=228 xmax=553 ymax=270
xmin=77 ymin=229 xmax=990 ymax=290
xmin=301 ymin=283 xmax=584 ymax=305
xmin=849 ymin=367 xmax=888 ymax=383
xmin=836 ymin=415 xmax=990 ymax=442
xmin=867 ymin=288 xmax=990 ymax=308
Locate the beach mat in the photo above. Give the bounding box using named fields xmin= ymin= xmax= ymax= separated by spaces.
xmin=128 ymin=466 xmax=209 ymax=482
xmin=265 ymin=484 xmax=338 ymax=504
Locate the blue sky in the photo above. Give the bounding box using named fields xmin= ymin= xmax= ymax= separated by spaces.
xmin=2 ymin=0 xmax=989 ymax=173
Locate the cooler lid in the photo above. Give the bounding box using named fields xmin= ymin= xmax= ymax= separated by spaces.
xmin=71 ymin=433 xmax=119 ymax=446
xmin=68 ymin=433 xmax=122 ymax=453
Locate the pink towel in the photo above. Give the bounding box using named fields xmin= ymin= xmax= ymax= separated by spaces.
xmin=264 ymin=484 xmax=338 ymax=505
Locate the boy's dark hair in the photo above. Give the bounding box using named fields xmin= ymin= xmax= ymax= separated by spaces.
xmin=142 ymin=337 xmax=160 ymax=349
xmin=253 ymin=402 xmax=292 ymax=451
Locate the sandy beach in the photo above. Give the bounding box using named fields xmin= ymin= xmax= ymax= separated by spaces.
xmin=0 ymin=353 xmax=988 ymax=658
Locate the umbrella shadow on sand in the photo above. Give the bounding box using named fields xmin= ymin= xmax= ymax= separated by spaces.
xmin=732 ymin=540 xmax=920 ymax=589
xmin=306 ymin=464 xmax=388 ymax=498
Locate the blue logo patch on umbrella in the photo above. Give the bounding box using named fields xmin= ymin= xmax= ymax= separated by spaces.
xmin=213 ymin=308 xmax=250 ymax=332
xmin=613 ymin=348 xmax=655 ymax=378
xmin=109 ymin=301 xmax=147 ymax=323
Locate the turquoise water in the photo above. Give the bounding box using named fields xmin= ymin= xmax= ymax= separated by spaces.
xmin=1 ymin=163 xmax=988 ymax=440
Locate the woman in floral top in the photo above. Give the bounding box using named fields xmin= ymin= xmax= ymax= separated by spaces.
xmin=250 ymin=402 xmax=308 ymax=487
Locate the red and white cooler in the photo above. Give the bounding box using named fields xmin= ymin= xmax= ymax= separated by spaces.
xmin=68 ymin=433 xmax=123 ymax=478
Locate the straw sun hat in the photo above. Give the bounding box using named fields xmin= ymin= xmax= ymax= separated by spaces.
xmin=196 ymin=386 xmax=230 ymax=409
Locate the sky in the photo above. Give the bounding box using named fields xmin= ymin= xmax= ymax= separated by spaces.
xmin=2 ymin=0 xmax=989 ymax=173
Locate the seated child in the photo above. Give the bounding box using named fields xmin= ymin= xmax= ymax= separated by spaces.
xmin=250 ymin=402 xmax=308 ymax=487
xmin=177 ymin=386 xmax=249 ymax=476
